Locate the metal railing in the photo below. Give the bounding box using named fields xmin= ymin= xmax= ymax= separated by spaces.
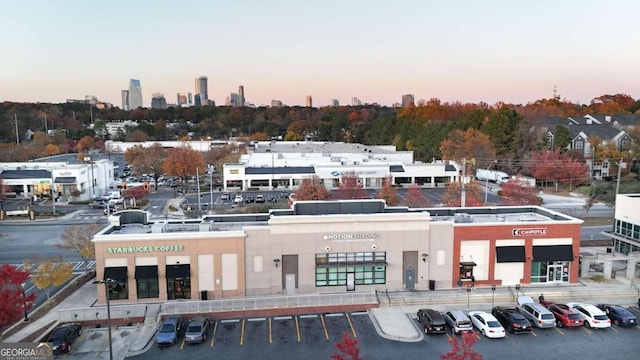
xmin=162 ymin=291 xmax=377 ymax=315
xmin=631 ymin=280 xmax=640 ymax=296
xmin=58 ymin=304 xmax=147 ymax=323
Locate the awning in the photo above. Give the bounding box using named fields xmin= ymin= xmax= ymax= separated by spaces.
xmin=533 ymin=245 xmax=574 ymax=262
xmin=135 ymin=265 xmax=158 ymax=279
xmin=460 ymin=261 xmax=477 ymax=267
xmin=55 ymin=177 xmax=76 ymax=184
xmin=496 ymin=246 xmax=526 ymax=263
xmin=104 ymin=267 xmax=127 ymax=281
xmin=166 ymin=264 xmax=190 ymax=278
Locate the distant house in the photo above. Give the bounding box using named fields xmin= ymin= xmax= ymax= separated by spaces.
xmin=542 ymin=114 xmax=636 ymax=180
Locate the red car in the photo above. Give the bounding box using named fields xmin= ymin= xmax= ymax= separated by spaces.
xmin=543 ymin=302 xmax=584 ymax=328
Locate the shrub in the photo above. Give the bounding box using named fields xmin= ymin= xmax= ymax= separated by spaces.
xmin=592 ymin=274 xmax=605 ymax=282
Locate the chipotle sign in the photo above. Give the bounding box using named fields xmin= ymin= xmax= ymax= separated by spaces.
xmin=512 ymin=228 xmax=547 ymax=236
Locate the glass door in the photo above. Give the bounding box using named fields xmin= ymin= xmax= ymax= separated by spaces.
xmin=547 ymin=263 xmax=564 ymax=283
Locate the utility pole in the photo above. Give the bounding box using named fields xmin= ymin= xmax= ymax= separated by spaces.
xmin=196 ymin=168 xmax=201 ymax=211
xmin=44 ymin=113 xmax=48 ymax=134
xmin=615 ymin=158 xmax=625 ymax=202
xmin=461 ymin=157 xmax=467 ymax=208
xmin=14 ymin=113 xmax=19 ymax=144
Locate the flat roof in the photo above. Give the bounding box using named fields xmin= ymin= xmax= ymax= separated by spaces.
xmin=253 ymin=141 xmax=398 ymax=155
xmin=96 ymin=201 xmax=580 ymax=239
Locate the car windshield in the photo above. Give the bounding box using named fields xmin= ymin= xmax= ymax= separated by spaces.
xmin=511 ymin=313 xmax=527 ymax=320
xmin=568 ymin=314 xmax=582 ymax=320
xmin=187 ymin=325 xmax=201 ymax=333
xmin=541 ymin=314 xmax=555 ymax=320
xmin=594 ymin=315 xmax=609 ymax=321
xmin=487 ymin=321 xmax=502 ymax=328
xmin=160 ymin=324 xmax=175 ymax=332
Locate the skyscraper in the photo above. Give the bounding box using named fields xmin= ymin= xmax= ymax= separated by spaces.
xmin=195 ymin=76 xmax=208 ymax=104
xmin=330 ymin=99 xmax=340 ymax=107
xmin=238 ymin=85 xmax=245 ymax=107
xmin=402 ymin=94 xmax=415 ymax=108
xmin=271 ymin=100 xmax=283 ymax=108
xmin=121 ymin=90 xmax=130 ymax=111
xmin=306 ymin=95 xmax=312 ymax=107
xmin=128 ymin=79 xmax=143 ymax=109
xmin=151 ymin=93 xmax=167 ymax=109
xmin=351 ymin=97 xmax=362 ymax=106
xmin=177 ymin=93 xmax=192 ymax=107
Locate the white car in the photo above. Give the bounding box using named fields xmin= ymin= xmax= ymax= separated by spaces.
xmin=468 ymin=311 xmax=506 ymax=338
xmin=234 ymin=194 xmax=244 ymax=204
xmin=566 ymin=302 xmax=611 ymax=329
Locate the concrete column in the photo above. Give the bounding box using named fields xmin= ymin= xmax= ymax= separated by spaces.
xmin=603 ymin=260 xmax=613 ymax=280
xmin=626 ymin=258 xmax=639 ymax=279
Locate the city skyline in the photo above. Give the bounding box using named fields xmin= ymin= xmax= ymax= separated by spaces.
xmin=1 ymin=1 xmax=639 ymax=108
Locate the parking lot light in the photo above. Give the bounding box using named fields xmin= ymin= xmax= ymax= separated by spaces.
xmin=93 ymin=278 xmax=115 ymax=360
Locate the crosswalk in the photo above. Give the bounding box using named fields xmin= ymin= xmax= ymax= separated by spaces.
xmin=12 ymin=260 xmax=96 ymax=274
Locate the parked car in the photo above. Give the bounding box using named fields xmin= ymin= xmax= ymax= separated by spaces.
xmin=255 ymin=194 xmax=265 ymax=203
xmin=491 ymin=306 xmax=532 ymax=333
xmin=268 ymin=194 xmax=278 ymax=203
xmin=566 ymin=302 xmax=611 ymax=329
xmin=156 ymin=316 xmax=183 ymax=347
xmin=543 ymin=302 xmax=584 ymax=328
xmin=596 ymin=304 xmax=638 ymax=327
xmin=234 ymin=194 xmax=244 ymax=204
xmin=516 ymin=296 xmax=556 ymax=328
xmin=417 ymin=309 xmax=446 ymax=334
xmin=103 ymin=204 xmax=118 ymax=215
xmin=443 ymin=310 xmax=473 ymax=334
xmin=89 ymin=200 xmax=108 ymax=209
xmin=220 ymin=193 xmax=229 ymax=200
xmin=245 ymin=195 xmax=254 ymax=203
xmin=468 ymin=311 xmax=505 ymax=338
xmin=47 ymin=323 xmax=82 ymax=354
xmin=185 ymin=317 xmax=211 ymax=344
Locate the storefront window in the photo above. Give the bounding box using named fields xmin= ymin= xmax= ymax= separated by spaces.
xmin=108 ymin=280 xmax=128 ymax=300
xmin=458 ymin=262 xmax=476 ymax=280
xmin=315 ymin=252 xmax=387 ymax=287
xmin=137 ymin=278 xmax=159 ymax=299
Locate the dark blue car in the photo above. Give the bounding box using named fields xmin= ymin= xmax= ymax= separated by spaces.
xmin=156 ymin=316 xmax=183 ymax=346
xmin=596 ymin=304 xmax=637 ymax=327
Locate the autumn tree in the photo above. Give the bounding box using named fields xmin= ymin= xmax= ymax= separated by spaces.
xmin=122 ymin=185 xmax=149 ymax=206
xmin=527 ymin=149 xmax=589 ymax=190
xmin=25 ymin=256 xmax=73 ymax=300
xmin=295 ymin=176 xmax=331 ymax=201
xmin=57 ymin=224 xmax=102 ymax=274
xmin=163 ymin=145 xmax=206 ymax=189
xmin=403 ymin=183 xmax=431 ymax=208
xmin=330 ymin=332 xmax=362 ymax=360
xmin=126 ymin=129 xmax=149 ymax=142
xmin=125 ymin=143 xmax=167 ymax=190
xmin=439 ymin=128 xmax=496 ymax=162
xmin=440 ymin=331 xmax=482 ymax=360
xmin=76 ymin=135 xmax=95 ymax=152
xmin=441 ymin=182 xmax=484 ymax=207
xmin=499 ymin=177 xmax=539 ymax=205
xmin=338 ymin=171 xmax=368 ymax=200
xmin=0 ymin=264 xmax=36 ymax=329
xmin=45 ymin=143 xmax=60 ymax=156
xmin=375 ymin=176 xmax=398 ymax=205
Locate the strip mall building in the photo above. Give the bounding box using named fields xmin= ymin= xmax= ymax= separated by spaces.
xmin=92 ymin=200 xmax=582 ymax=303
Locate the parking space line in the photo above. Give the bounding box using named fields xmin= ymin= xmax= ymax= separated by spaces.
xmin=446 ymin=333 xmax=452 ymax=341
xmin=346 ymin=313 xmax=357 ymax=338
xmin=530 ymin=330 xmax=537 ymax=337
xmin=325 ymin=313 xmax=344 ymax=317
xmin=610 ymin=327 xmax=618 ymax=332
xmin=211 ymin=321 xmax=218 ymax=347
xmin=180 ymin=338 xmax=185 ymax=349
xmin=555 ymin=327 xmax=565 ymax=336
xmin=295 ymin=316 xmax=301 ymax=342
xmin=583 ymin=327 xmax=592 ymax=335
xmin=320 ymin=314 xmax=330 ymax=341
xmin=240 ymin=319 xmax=245 ymax=345
xmin=269 ymin=317 xmax=272 ymax=344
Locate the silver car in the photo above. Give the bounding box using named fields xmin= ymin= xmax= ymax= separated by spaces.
xmin=184 ymin=317 xmax=211 ymax=344
xmin=517 ymin=296 xmax=556 ymax=328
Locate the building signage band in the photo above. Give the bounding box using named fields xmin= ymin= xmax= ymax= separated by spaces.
xmin=512 ymin=228 xmax=548 ymax=236
xmin=323 ymin=233 xmax=380 ymax=242
xmin=107 ymin=245 xmax=184 ymax=254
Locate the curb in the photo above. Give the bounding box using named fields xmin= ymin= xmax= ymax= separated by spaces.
xmin=368 ymin=308 xmax=423 ymax=343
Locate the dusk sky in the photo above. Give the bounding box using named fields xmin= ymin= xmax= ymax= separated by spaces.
xmin=2 ymin=0 xmax=638 ymax=107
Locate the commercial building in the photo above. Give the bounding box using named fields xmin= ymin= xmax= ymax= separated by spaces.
xmin=402 ymin=94 xmax=415 ymax=108
xmin=223 ymin=141 xmax=460 ymax=191
xmin=306 ymin=95 xmax=312 ymax=108
xmin=604 ymin=194 xmax=640 ymax=255
xmin=194 ymin=76 xmax=208 ymax=101
xmin=128 ymin=79 xmax=143 ymax=110
xmin=121 ymin=90 xmax=130 ymax=111
xmin=151 ymin=93 xmax=167 ymax=109
xmin=92 ymin=200 xmax=582 ymax=304
xmin=0 ymin=160 xmax=115 ymax=201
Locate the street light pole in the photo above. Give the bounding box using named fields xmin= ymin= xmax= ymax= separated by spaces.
xmin=21 ymin=282 xmax=29 ymax=322
xmin=93 ymin=279 xmax=114 ymax=360
xmin=485 ymin=161 xmax=496 ymax=204
xmin=466 ymin=286 xmax=472 ymax=309
xmin=491 ymin=285 xmax=496 ymax=309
